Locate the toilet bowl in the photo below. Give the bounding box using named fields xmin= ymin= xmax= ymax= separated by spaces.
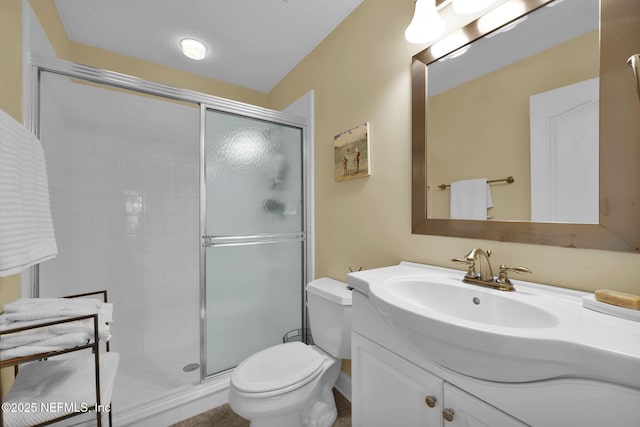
xmin=229 ymin=343 xmax=340 ymax=427
xmin=228 ymin=278 xmax=352 ymax=427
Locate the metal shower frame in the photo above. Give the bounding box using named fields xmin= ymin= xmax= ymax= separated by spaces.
xmin=28 ymin=55 xmax=312 ymax=381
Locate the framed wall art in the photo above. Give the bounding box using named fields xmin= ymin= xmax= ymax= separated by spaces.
xmin=334 ymin=122 xmax=370 ymax=181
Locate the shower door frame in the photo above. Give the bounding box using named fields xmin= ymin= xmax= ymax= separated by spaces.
xmin=28 ymin=55 xmax=312 ymax=382
xmin=200 ymin=104 xmax=310 ymax=379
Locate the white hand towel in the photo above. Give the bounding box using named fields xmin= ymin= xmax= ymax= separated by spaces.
xmin=450 ymin=178 xmax=493 ymax=220
xmin=0 ymin=108 xmax=57 ymax=276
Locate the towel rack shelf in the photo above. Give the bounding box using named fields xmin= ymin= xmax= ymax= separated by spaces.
xmin=0 ymin=290 xmax=117 ymax=427
xmin=438 ymin=176 xmax=515 ymax=190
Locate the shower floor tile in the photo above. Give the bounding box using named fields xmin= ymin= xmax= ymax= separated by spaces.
xmin=113 ymin=346 xmax=200 ymax=412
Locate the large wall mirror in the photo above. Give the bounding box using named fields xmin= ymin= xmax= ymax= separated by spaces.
xmin=412 ymin=0 xmax=640 ymax=252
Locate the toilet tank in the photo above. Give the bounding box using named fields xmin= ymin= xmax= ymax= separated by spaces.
xmin=306 ymin=278 xmax=352 ymax=358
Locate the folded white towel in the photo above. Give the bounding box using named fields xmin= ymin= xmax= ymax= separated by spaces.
xmin=450 ymin=178 xmax=493 ymax=220
xmin=0 ymin=317 xmax=62 ymax=332
xmin=1 ymin=346 xmax=68 ymax=361
xmin=0 ymin=299 xmax=112 ymax=357
xmin=2 ymin=298 xmax=113 ymax=323
xmin=0 ymin=330 xmax=57 ymax=349
xmin=0 ymin=108 xmax=57 ymax=277
xmin=3 ymin=310 xmax=95 ymax=322
xmin=0 ymin=322 xmax=110 ymax=349
xmin=3 ymin=297 xmax=101 ymax=312
xmin=0 ymin=332 xmax=90 ymax=361
xmin=49 ymin=320 xmax=110 ymax=340
xmin=28 ymin=332 xmax=90 ymax=348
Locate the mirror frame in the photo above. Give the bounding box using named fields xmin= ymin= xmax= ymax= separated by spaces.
xmin=412 ymin=0 xmax=640 ymax=252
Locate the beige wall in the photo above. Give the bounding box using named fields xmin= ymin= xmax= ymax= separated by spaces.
xmin=269 ymin=0 xmax=640 ymax=293
xmin=428 ymin=31 xmax=599 ymax=220
xmin=1 ymin=0 xmax=22 ymax=122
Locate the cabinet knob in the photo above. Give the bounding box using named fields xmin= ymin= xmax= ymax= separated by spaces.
xmin=425 ymin=395 xmax=437 ymax=408
xmin=443 ymin=408 xmax=455 ymax=422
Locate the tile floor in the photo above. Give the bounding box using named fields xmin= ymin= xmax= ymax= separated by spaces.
xmin=171 ymin=388 xmax=351 ymax=427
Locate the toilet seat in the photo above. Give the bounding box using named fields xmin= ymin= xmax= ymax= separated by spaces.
xmin=231 ymin=342 xmax=326 ymax=397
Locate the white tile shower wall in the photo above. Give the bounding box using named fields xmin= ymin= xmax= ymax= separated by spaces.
xmin=39 ymin=74 xmax=200 ymax=365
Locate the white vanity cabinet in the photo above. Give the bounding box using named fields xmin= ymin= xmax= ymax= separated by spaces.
xmin=352 ymin=333 xmax=442 ymax=426
xmin=349 ymin=263 xmax=640 ymax=427
xmin=352 ymin=333 xmax=527 ymax=427
xmin=442 ymin=383 xmax=527 ymax=427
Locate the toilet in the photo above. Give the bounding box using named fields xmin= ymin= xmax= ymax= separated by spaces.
xmin=228 ymin=278 xmax=352 ymax=427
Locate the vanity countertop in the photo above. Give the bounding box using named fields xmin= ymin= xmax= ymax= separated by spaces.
xmin=348 ymin=261 xmax=640 ymax=388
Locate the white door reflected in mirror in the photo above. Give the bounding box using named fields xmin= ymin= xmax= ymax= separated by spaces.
xmin=529 ymin=78 xmax=599 ymax=224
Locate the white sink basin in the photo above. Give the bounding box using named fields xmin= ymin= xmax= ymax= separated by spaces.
xmin=349 ymin=262 xmax=640 ymax=387
xmin=380 ymin=278 xmax=560 ymax=328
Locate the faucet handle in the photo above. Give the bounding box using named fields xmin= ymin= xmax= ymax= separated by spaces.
xmin=496 ymin=264 xmax=532 ymax=285
xmin=451 ymin=257 xmax=478 ymax=279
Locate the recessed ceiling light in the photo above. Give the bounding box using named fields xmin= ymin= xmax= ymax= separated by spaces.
xmin=180 ymin=38 xmax=207 ymax=60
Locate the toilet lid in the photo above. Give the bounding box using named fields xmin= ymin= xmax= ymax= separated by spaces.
xmin=231 ymin=342 xmax=325 ymax=394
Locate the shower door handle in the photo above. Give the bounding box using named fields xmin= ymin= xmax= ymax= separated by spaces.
xmin=202 ymin=233 xmax=305 ymax=247
xmin=628 ymin=54 xmax=640 ymax=102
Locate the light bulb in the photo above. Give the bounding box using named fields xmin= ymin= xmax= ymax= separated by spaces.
xmin=430 ymin=31 xmax=469 ymax=59
xmin=405 ymin=0 xmax=446 ymax=44
xmin=477 ymin=1 xmax=527 ymax=34
xmin=180 ymin=38 xmax=207 ymax=60
xmin=452 ymin=0 xmax=499 ymax=14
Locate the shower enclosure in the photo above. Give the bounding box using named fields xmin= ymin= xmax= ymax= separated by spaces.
xmin=31 ymin=57 xmax=309 ymax=422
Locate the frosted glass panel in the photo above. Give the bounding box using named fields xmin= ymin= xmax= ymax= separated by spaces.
xmin=205 ymin=110 xmax=303 ymax=235
xmin=205 ymin=241 xmax=303 ymax=375
xmin=203 ymin=107 xmax=305 ymax=376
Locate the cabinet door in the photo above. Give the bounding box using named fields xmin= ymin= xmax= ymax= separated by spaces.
xmin=352 ymin=333 xmax=442 ymax=427
xmin=442 ymin=383 xmax=529 ymax=427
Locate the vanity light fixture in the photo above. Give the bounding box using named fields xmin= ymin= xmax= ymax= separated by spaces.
xmin=180 ymin=38 xmax=207 ymax=60
xmin=477 ymin=1 xmax=527 ymax=34
xmin=430 ymin=30 xmax=469 ymax=59
xmin=441 ymin=44 xmax=470 ymax=60
xmin=452 ymin=0 xmax=499 ymax=14
xmin=405 ymin=0 xmax=446 ymax=44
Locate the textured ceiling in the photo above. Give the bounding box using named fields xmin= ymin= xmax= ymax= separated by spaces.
xmin=53 ymin=0 xmax=364 ymax=93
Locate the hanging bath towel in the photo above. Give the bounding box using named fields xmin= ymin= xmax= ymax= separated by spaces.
xmin=0 ymin=108 xmax=57 ymax=276
xmin=450 ymin=178 xmax=493 ymax=220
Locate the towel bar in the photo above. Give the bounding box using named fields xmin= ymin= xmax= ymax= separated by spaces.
xmin=438 ymin=176 xmax=515 ymax=190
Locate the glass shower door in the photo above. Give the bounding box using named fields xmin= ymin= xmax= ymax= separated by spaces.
xmin=202 ymin=107 xmax=306 ymax=376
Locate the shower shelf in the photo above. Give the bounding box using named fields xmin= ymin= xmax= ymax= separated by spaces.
xmin=0 ymin=290 xmax=118 ymax=427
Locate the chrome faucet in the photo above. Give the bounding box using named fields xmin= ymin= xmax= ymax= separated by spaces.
xmin=452 ymin=248 xmax=531 ymax=291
